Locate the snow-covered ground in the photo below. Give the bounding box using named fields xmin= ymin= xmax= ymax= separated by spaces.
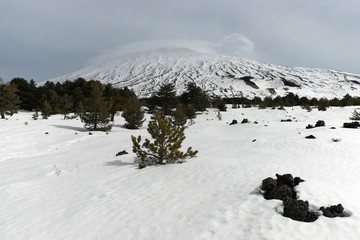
xmin=1 ymin=107 xmax=360 ymax=240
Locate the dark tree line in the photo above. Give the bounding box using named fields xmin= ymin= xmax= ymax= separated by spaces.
xmin=7 ymin=78 xmax=135 ymax=115
xmin=224 ymin=93 xmax=360 ymax=111
xmin=1 ymin=78 xmax=139 ymax=130
xmin=3 ymin=77 xmax=360 ymax=128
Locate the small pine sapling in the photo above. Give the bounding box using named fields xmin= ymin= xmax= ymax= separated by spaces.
xmin=131 ymin=115 xmax=198 ymax=168
xmin=41 ymin=100 xmax=52 ymax=119
xmin=350 ymin=110 xmax=360 ymax=120
xmin=32 ymin=111 xmax=39 ymax=120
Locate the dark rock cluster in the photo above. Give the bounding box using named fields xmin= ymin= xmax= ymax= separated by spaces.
xmin=261 ymin=174 xmax=303 ymax=201
xmin=306 ymin=120 xmax=325 ymax=129
xmin=116 ymin=150 xmax=129 ymax=156
xmin=261 ymin=174 xmax=347 ymax=222
xmin=229 ymin=119 xmax=238 ymax=125
xmin=320 ymin=204 xmax=344 ymax=218
xmin=315 ymin=120 xmax=325 ymax=127
xmin=343 ymin=121 xmax=360 ymax=128
xmin=241 ymin=118 xmax=249 ymax=124
xmin=283 ymin=198 xmax=318 ymax=222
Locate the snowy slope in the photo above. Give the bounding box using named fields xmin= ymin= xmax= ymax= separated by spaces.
xmin=1 ymin=107 xmax=360 ymax=239
xmin=47 ymin=49 xmax=360 ymax=99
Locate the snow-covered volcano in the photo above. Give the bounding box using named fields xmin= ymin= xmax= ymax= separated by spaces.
xmin=48 ymin=49 xmax=360 ymax=98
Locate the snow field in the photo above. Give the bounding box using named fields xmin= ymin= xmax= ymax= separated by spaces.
xmin=1 ymin=106 xmax=360 ymax=239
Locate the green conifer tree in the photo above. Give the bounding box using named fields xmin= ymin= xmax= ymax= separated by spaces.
xmin=149 ymin=83 xmax=178 ymax=115
xmin=60 ymin=93 xmax=74 ymax=119
xmin=180 ymin=82 xmax=210 ymax=111
xmin=131 ymin=115 xmax=198 ymax=168
xmin=173 ymin=104 xmax=187 ymax=126
xmin=0 ymin=82 xmax=21 ymax=119
xmin=212 ymin=96 xmax=227 ymax=111
xmin=81 ymin=81 xmax=112 ymax=131
xmin=41 ymin=100 xmax=52 ymax=119
xmin=122 ymin=96 xmax=145 ymax=129
xmin=32 ymin=111 xmax=39 ymax=120
xmin=350 ymin=109 xmax=360 ymax=120
xmin=75 ymin=101 xmax=85 ymax=118
xmin=317 ymin=98 xmax=329 ymax=111
xmin=184 ymin=104 xmax=196 ymax=121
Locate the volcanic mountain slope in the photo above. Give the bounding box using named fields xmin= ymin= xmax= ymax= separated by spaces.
xmin=48 ymin=49 xmax=360 ymax=98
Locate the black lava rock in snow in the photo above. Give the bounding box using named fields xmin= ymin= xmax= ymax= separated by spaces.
xmin=229 ymin=119 xmax=238 ymax=125
xmin=343 ymin=122 xmax=360 ymax=128
xmin=261 ymin=174 xmax=300 ymax=201
xmin=260 ymin=174 xmax=347 ymax=222
xmin=320 ymin=204 xmax=345 ymax=218
xmin=315 ymin=120 xmax=325 ymax=127
xmin=261 ymin=177 xmax=277 ymax=193
xmin=241 ymin=118 xmax=249 ymax=124
xmin=276 ymin=173 xmax=296 ymax=188
xmin=283 ymin=198 xmax=318 ymax=222
xmin=116 ymin=150 xmax=129 ymax=156
xmin=264 ymin=185 xmax=297 ymax=201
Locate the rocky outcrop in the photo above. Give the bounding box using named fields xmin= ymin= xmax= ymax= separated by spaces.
xmin=260 ymin=174 xmax=347 ymax=222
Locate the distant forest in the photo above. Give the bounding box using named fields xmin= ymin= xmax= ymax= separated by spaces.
xmin=1 ymin=77 xmax=360 ymax=127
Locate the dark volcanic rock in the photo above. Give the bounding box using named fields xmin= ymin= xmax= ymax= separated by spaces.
xmin=241 ymin=118 xmax=249 ymax=124
xmin=261 ymin=177 xmax=277 ymax=193
xmin=305 ymin=135 xmax=316 ymax=139
xmin=306 ymin=124 xmax=315 ymax=129
xmin=283 ymin=198 xmax=318 ymax=222
xmin=261 ymin=174 xmax=347 ymax=223
xmin=116 ymin=150 xmax=129 ymax=156
xmin=276 ymin=173 xmax=295 ymax=188
xmin=320 ymin=204 xmax=345 ymax=218
xmin=315 ymin=120 xmax=325 ymax=127
xmin=229 ymin=119 xmax=238 ymax=125
xmin=240 ymin=76 xmax=259 ymax=89
xmin=264 ymin=185 xmax=297 ymax=201
xmin=281 ymin=78 xmax=301 ymax=88
xmin=343 ymin=122 xmax=360 ymax=128
xmin=262 ymin=174 xmax=302 ymax=201
xmin=294 ymin=177 xmax=305 ymax=186
xmin=281 ymin=119 xmax=292 ymax=122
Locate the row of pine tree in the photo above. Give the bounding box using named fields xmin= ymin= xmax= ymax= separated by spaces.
xmin=2 ymin=77 xmax=360 ymax=131
xmin=0 ymin=78 xmax=217 ymax=131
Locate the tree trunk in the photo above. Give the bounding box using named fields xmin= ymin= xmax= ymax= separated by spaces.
xmin=0 ymin=112 xmax=5 ymax=119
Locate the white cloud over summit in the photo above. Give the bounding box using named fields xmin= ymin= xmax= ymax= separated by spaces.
xmin=89 ymin=33 xmax=257 ymax=64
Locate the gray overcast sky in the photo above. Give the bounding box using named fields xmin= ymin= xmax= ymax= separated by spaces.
xmin=1 ymin=0 xmax=360 ymax=83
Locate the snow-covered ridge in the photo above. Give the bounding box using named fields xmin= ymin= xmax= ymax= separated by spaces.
xmin=47 ymin=49 xmax=360 ymax=98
